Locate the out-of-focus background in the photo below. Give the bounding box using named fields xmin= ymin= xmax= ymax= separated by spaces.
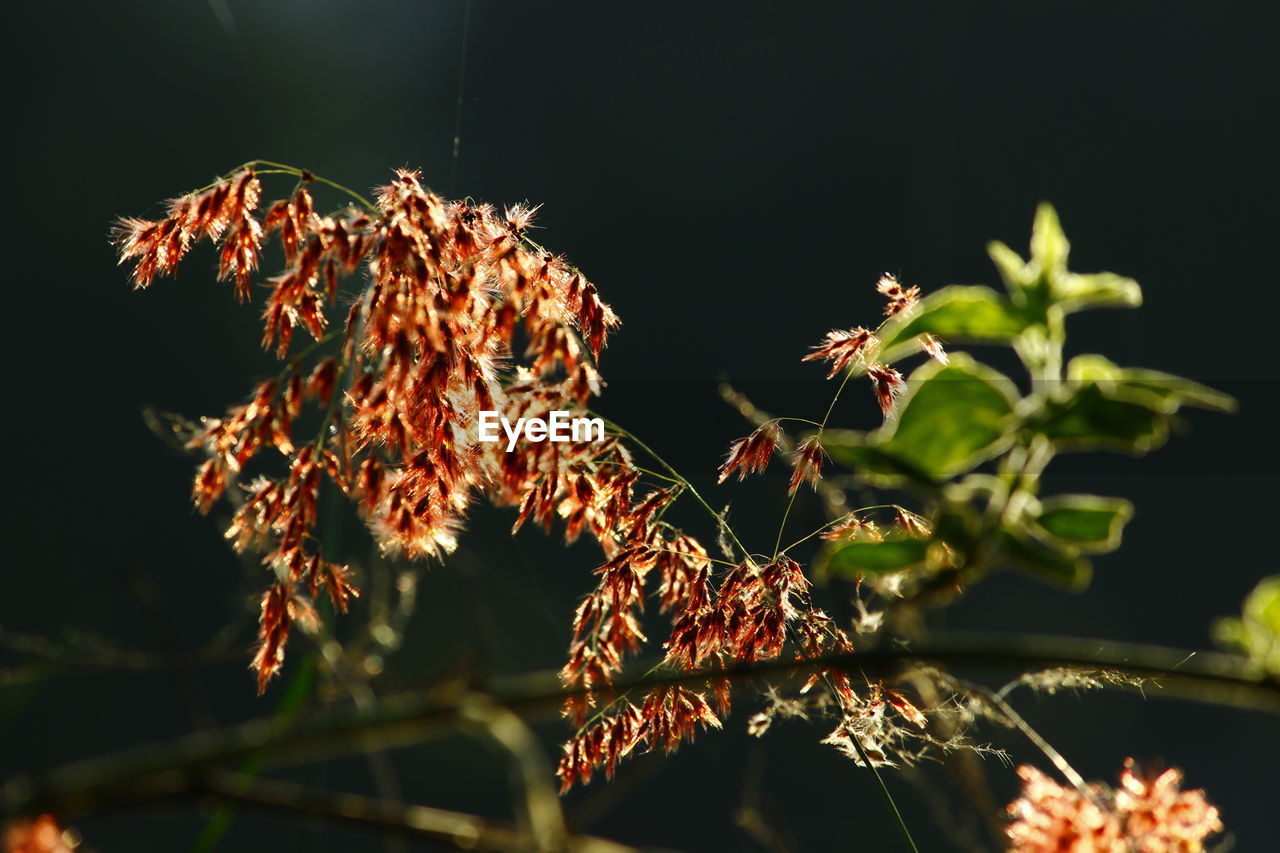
xmin=3 ymin=1 xmax=1277 ymax=850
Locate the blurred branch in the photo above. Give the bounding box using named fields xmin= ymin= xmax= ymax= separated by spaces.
xmin=0 ymin=627 xmax=242 ymax=671
xmin=5 ymin=634 xmax=1278 ymax=821
xmin=175 ymin=770 xmax=638 ymax=853
xmin=735 ymin=748 xmax=795 ymax=853
xmin=460 ymin=696 xmax=568 ymax=852
xmin=115 ymin=561 xmax=217 ymax=733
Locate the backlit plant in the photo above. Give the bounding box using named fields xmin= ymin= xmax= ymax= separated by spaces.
xmin=88 ymin=161 xmax=1269 ymax=852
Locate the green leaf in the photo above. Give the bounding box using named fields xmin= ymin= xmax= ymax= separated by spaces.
xmin=990 ymin=206 xmax=1143 ymax=318
xmin=1123 ymin=369 xmax=1236 ymax=412
xmin=1065 ymin=354 xmax=1126 ymax=382
xmin=1069 ymin=355 xmax=1236 ymax=413
xmin=1029 ymin=382 xmax=1169 ymax=453
xmin=1213 ymin=576 xmax=1280 ymax=676
xmin=987 ymin=240 xmax=1032 ymax=298
xmin=1000 ymin=529 xmax=1092 ymax=589
xmin=1030 ymin=202 xmax=1070 ymax=279
xmin=879 ymin=354 xmax=1019 ymax=480
xmin=989 ymin=204 xmax=1067 ymax=317
xmin=826 ymin=537 xmax=932 ymax=577
xmin=1054 ymin=272 xmax=1142 ymax=312
xmin=1032 ymin=494 xmax=1133 ymax=553
xmin=1067 ymin=355 xmax=1237 ymax=414
xmin=823 ymin=430 xmax=939 ymax=487
xmin=874 ymin=285 xmax=1031 ymax=363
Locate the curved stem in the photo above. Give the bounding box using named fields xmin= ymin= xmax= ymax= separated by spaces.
xmin=628 ymin=465 xmax=685 ymax=486
xmin=777 ymin=504 xmax=908 ymax=556
xmin=770 ymin=366 xmax=857 ymax=559
xmin=772 ymin=416 xmax=824 ymax=428
xmin=595 ymin=416 xmax=751 ymax=560
xmin=190 ymin=160 xmax=380 ymax=214
xmin=248 ymin=160 xmax=379 ymax=213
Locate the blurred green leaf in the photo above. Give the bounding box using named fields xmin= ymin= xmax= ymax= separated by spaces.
xmin=1000 ymin=529 xmax=1092 ymax=589
xmin=874 ymin=285 xmax=1031 ymax=363
xmin=1054 ymin=272 xmax=1142 ymax=312
xmin=987 ymin=239 xmax=1032 ymax=297
xmin=1213 ymin=576 xmax=1280 ymax=676
xmin=989 ymin=203 xmax=1066 ymax=317
xmin=989 ymin=205 xmax=1142 ymax=319
xmin=880 ymin=355 xmax=1019 ymax=480
xmin=1029 ymin=382 xmax=1169 ymax=453
xmin=826 ymin=537 xmax=932 ymax=577
xmin=1123 ymin=369 xmax=1236 ymax=412
xmin=823 ymin=430 xmax=939 ymax=487
xmin=1067 ymin=355 xmax=1236 ymax=413
xmin=1032 ymin=494 xmax=1133 ymax=553
xmin=1030 ymin=203 xmax=1070 ymax=281
xmin=1065 ymin=354 xmax=1126 ymax=382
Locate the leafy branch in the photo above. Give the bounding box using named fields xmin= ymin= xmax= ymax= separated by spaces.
xmin=817 ymin=205 xmax=1234 ymax=596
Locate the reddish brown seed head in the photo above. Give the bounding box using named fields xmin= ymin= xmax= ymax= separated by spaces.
xmin=802 ymin=327 xmax=878 ymax=378
xmin=717 ymin=420 xmax=780 ymax=483
xmin=788 ymin=435 xmax=825 ymax=494
xmin=875 ymin=272 xmax=920 ymax=317
xmin=866 ymin=364 xmax=905 ymax=418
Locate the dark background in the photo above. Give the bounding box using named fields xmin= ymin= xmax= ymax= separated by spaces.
xmin=3 ymin=1 xmax=1278 ymax=850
